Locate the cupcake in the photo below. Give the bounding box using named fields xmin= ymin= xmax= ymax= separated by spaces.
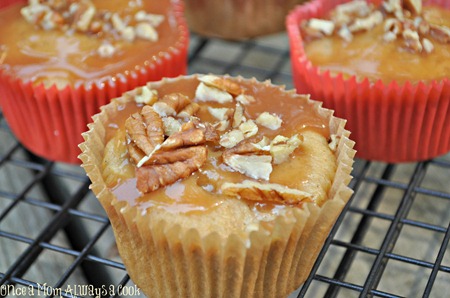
xmin=79 ymin=74 xmax=355 ymax=297
xmin=0 ymin=0 xmax=188 ymax=163
xmin=287 ymin=0 xmax=450 ymax=162
xmin=185 ymin=0 xmax=307 ymax=40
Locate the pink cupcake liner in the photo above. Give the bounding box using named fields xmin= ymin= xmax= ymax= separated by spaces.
xmin=0 ymin=0 xmax=189 ymax=164
xmin=287 ymin=0 xmax=450 ymax=162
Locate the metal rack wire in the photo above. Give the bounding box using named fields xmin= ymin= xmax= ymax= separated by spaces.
xmin=1 ymin=33 xmax=450 ymax=298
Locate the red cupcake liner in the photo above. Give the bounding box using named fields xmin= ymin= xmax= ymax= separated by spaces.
xmin=0 ymin=0 xmax=189 ymax=164
xmin=287 ymin=0 xmax=450 ymax=162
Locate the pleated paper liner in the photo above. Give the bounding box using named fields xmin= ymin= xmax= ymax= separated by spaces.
xmin=0 ymin=0 xmax=189 ymax=164
xmin=184 ymin=0 xmax=308 ymax=40
xmin=287 ymin=0 xmax=450 ymax=162
xmin=79 ymin=75 xmax=356 ymax=297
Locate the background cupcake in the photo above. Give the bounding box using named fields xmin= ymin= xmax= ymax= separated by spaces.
xmin=287 ymin=0 xmax=450 ymax=162
xmin=185 ymin=0 xmax=308 ymax=40
xmin=0 ymin=0 xmax=189 ymax=163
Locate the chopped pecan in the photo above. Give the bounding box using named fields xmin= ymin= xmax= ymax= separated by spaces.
xmin=177 ymin=102 xmax=200 ymax=119
xmin=255 ymin=112 xmax=282 ymax=130
xmin=232 ymin=103 xmax=245 ymax=128
xmin=125 ymin=105 xmax=164 ymax=163
xmin=162 ymin=117 xmax=182 ymax=136
xmin=403 ymin=0 xmax=422 ymax=15
xmin=270 ymin=135 xmax=303 ymax=164
xmin=221 ymin=180 xmax=312 ymax=205
xmin=348 ymin=11 xmax=383 ymax=33
xmin=302 ymin=18 xmax=335 ymax=37
xmin=153 ymin=93 xmax=191 ymax=117
xmin=159 ymin=122 xmax=206 ymax=151
xmin=135 ymin=22 xmax=158 ymax=41
xmin=195 ymin=82 xmax=234 ymax=104
xmin=422 ymin=38 xmax=434 ymax=53
xmin=239 ymin=120 xmax=258 ymax=138
xmin=136 ymin=146 xmax=207 ymax=193
xmin=199 ymin=75 xmax=245 ymax=96
xmin=134 ymin=86 xmax=158 ymax=105
xmin=223 ymin=154 xmax=272 ymax=180
xmin=219 ymin=130 xmax=245 ymax=148
xmin=207 ymin=107 xmax=233 ymax=121
xmin=429 ymin=24 xmax=450 ymax=44
xmin=73 ymin=1 xmax=96 ymax=32
xmin=236 ymin=94 xmax=256 ymax=105
xmin=403 ymin=29 xmax=422 ymax=52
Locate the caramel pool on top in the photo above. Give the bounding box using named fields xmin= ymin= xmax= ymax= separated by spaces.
xmin=302 ymin=1 xmax=450 ymax=84
xmin=0 ymin=0 xmax=179 ymax=88
xmin=101 ymin=75 xmax=338 ymax=215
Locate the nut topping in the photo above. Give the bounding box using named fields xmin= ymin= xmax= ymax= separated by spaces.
xmin=153 ymin=93 xmax=192 ymax=117
xmin=21 ymin=0 xmax=165 ymax=57
xmin=195 ymin=82 xmax=234 ymax=104
xmin=125 ymin=105 xmax=164 ymax=164
xmin=255 ymin=112 xmax=282 ymax=130
xmin=223 ymin=154 xmax=273 ymax=181
xmin=222 ymin=180 xmax=312 ymax=205
xmin=199 ymin=75 xmax=245 ymax=96
xmin=301 ymin=0 xmax=449 ymax=54
xmin=270 ymin=135 xmax=302 ymax=165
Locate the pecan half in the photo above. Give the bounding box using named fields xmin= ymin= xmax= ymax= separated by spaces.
xmin=221 ymin=180 xmax=312 ymax=205
xmin=125 ymin=105 xmax=164 ymax=163
xmin=136 ymin=146 xmax=207 ymax=193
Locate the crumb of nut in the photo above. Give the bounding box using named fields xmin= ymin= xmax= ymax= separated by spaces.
xmin=134 ymin=86 xmax=158 ymax=105
xmin=239 ymin=120 xmax=258 ymax=138
xmin=328 ymin=134 xmax=340 ymax=152
xmin=384 ymin=18 xmax=402 ymax=35
xmin=403 ymin=0 xmax=422 ymax=15
xmin=199 ymin=75 xmax=245 ymax=96
xmin=303 ymin=18 xmax=335 ymax=37
xmin=383 ymin=31 xmax=397 ymax=41
xmin=177 ymin=103 xmax=200 ymax=119
xmin=135 ymin=11 xmax=165 ymax=27
xmin=422 ymin=38 xmax=434 ymax=53
xmin=162 ymin=117 xmax=182 ymax=136
xmin=97 ymin=43 xmax=116 ymax=58
xmin=252 ymin=136 xmax=271 ymax=151
xmin=207 ymin=107 xmax=233 ymax=121
xmin=335 ymin=0 xmax=371 ymax=17
xmin=232 ymin=104 xmax=245 ymax=128
xmin=403 ymin=29 xmax=422 ymax=52
xmin=121 ymin=26 xmax=136 ymax=42
xmin=153 ymin=93 xmax=191 ymax=117
xmin=236 ymin=94 xmax=256 ymax=105
xmin=111 ymin=13 xmax=126 ymax=32
xmin=348 ymin=11 xmax=383 ymax=33
xmin=270 ymin=135 xmax=302 ymax=164
xmin=222 ymin=180 xmax=312 ymax=205
xmin=74 ymin=3 xmax=96 ymax=32
xmin=219 ymin=130 xmax=245 ymax=148
xmin=223 ymin=154 xmax=272 ymax=180
xmin=214 ymin=120 xmax=230 ymax=132
xmin=135 ymin=22 xmax=158 ymax=41
xmin=195 ymin=82 xmax=234 ymax=104
xmin=255 ymin=112 xmax=282 ymax=130
xmin=338 ymin=25 xmax=353 ymax=42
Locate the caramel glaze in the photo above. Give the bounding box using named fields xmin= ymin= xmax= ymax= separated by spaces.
xmin=0 ymin=0 xmax=180 ymax=88
xmin=104 ymin=77 xmax=335 ymax=215
xmin=304 ymin=6 xmax=450 ymax=85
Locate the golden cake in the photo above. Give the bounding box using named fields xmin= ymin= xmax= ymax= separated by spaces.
xmin=79 ymin=74 xmax=355 ymax=297
xmin=0 ymin=0 xmax=188 ymax=163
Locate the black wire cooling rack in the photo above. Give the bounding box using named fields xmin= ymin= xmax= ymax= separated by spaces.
xmin=1 ymin=33 xmax=450 ymax=298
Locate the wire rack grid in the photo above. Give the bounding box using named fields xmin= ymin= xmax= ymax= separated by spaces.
xmin=0 ymin=33 xmax=450 ymax=298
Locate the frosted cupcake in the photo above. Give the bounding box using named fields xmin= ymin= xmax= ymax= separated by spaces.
xmin=79 ymin=74 xmax=355 ymax=297
xmin=0 ymin=0 xmax=188 ymax=163
xmin=287 ymin=0 xmax=450 ymax=162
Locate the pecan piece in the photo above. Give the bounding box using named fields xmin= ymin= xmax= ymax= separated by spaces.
xmin=429 ymin=24 xmax=450 ymax=44
xmin=177 ymin=102 xmax=200 ymax=119
xmin=199 ymin=75 xmax=245 ymax=96
xmin=125 ymin=105 xmax=164 ymax=163
xmin=136 ymin=146 xmax=207 ymax=193
xmin=221 ymin=180 xmax=312 ymax=205
xmin=153 ymin=93 xmax=192 ymax=117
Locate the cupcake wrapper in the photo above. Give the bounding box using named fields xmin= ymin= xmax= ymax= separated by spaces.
xmin=79 ymin=75 xmax=355 ymax=297
xmin=0 ymin=0 xmax=189 ymax=164
xmin=287 ymin=0 xmax=450 ymax=162
xmin=185 ymin=0 xmax=307 ymax=40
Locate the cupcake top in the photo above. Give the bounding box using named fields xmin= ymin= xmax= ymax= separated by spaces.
xmin=96 ymin=75 xmax=350 ymax=237
xmin=0 ymin=0 xmax=182 ymax=88
xmin=299 ymin=0 xmax=450 ymax=84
